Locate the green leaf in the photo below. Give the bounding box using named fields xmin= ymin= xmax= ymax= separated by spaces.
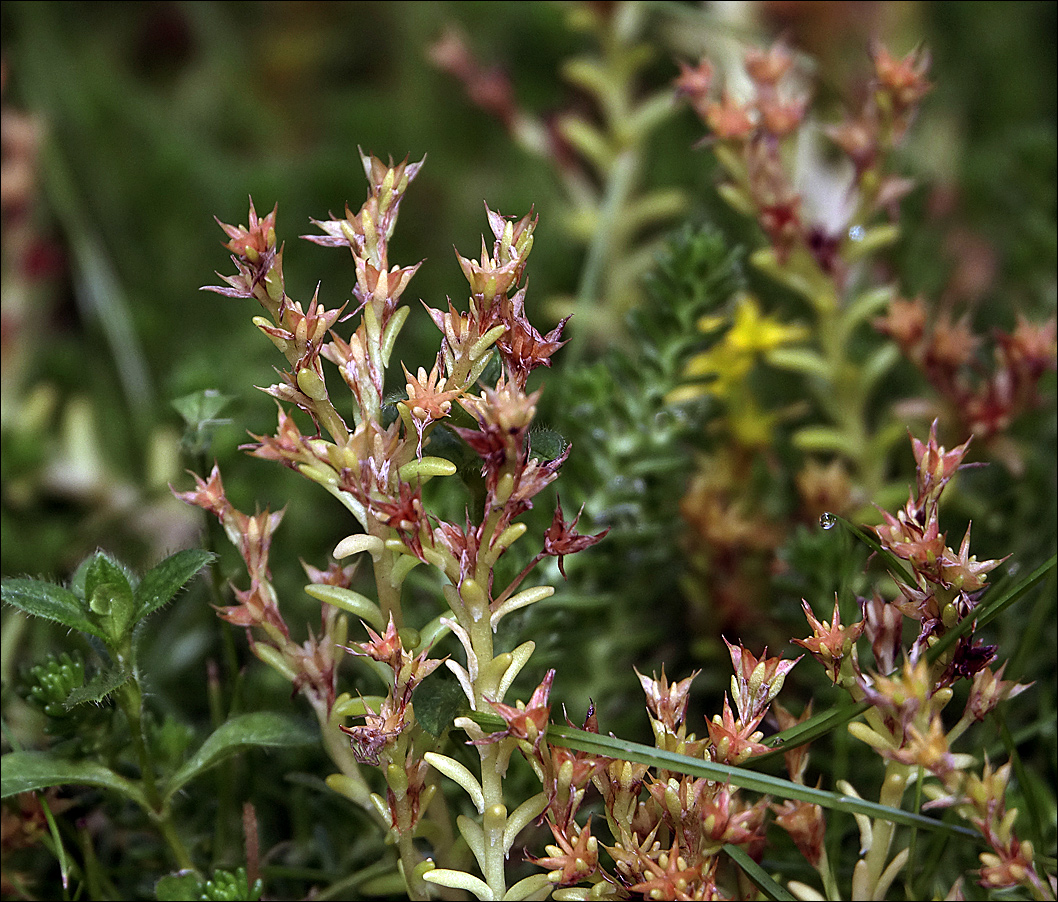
xmin=135 ymin=548 xmax=214 ymax=621
xmin=414 ymin=673 xmax=470 ymax=738
xmin=843 ymin=286 xmax=896 ymax=331
xmin=859 ymin=343 xmax=902 ymax=396
xmin=831 ymin=514 xmax=917 ymax=590
xmin=724 ymin=843 xmax=796 ymax=901
xmin=0 ymin=750 xmax=145 ymax=805
xmin=759 ymin=698 xmax=872 ymax=760
xmin=766 ymin=347 xmax=831 ymax=380
xmin=64 ymin=665 xmax=131 ymax=709
xmin=791 ymin=425 xmax=860 ymax=457
xmin=172 ymin=388 xmax=234 ymax=427
xmin=1 ymin=578 xmax=108 ymax=642
xmin=84 ymin=553 xmax=136 ymax=642
xmin=165 ymin=713 xmax=315 ymax=801
xmin=845 ymin=223 xmax=900 ymax=262
xmin=156 ymin=872 xmax=205 ymax=902
xmin=172 ymin=389 xmax=234 ymax=456
xmin=528 ymin=428 xmax=568 ymax=464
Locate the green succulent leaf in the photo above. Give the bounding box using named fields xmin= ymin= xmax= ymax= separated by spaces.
xmin=791 ymin=425 xmax=861 ymax=457
xmin=766 ymin=346 xmax=831 ymax=380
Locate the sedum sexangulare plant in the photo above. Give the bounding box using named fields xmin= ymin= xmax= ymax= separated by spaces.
xmin=173 ymin=150 xmax=605 ymax=900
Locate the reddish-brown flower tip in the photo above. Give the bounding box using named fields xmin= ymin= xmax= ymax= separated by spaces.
xmin=216 ymin=197 xmax=277 ymax=262
xmin=474 ymin=669 xmax=555 ymax=752
xmin=542 ymin=496 xmax=608 ymax=578
xmin=792 ymin=596 xmax=865 ymax=682
xmin=871 ymin=41 xmax=932 ymax=110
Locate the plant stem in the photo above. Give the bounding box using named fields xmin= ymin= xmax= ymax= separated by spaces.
xmin=117 ymin=672 xmax=197 ymax=871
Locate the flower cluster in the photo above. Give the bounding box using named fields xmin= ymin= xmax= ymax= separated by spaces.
xmin=788 ymin=424 xmax=1047 ymax=898
xmin=494 ymin=643 xmax=799 ymax=899
xmin=876 ymin=298 xmax=1057 ymax=448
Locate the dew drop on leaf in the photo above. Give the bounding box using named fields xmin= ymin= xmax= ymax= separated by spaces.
xmin=819 ymin=512 xmax=838 ymax=530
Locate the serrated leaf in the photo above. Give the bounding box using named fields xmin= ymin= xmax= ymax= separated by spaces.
xmin=135 ymin=548 xmax=214 ymax=621
xmin=165 ymin=713 xmax=315 ymax=801
xmin=1 ymin=578 xmax=107 ymax=641
xmin=64 ymin=666 xmax=130 ymax=709
xmin=0 ymin=750 xmax=144 ymax=804
xmin=528 ymin=428 xmax=567 ymax=463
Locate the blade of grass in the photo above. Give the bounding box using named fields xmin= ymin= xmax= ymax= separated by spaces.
xmin=723 ymin=842 xmax=796 ymax=901
xmin=1 ymin=717 xmax=72 ymax=891
xmin=758 ymin=698 xmax=871 ymax=761
xmin=546 ymin=723 xmax=978 ymax=839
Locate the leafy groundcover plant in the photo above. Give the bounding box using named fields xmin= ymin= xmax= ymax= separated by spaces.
xmin=2 ymin=29 xmax=1056 ymax=902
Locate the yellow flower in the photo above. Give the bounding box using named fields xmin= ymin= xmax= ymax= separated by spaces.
xmin=676 ymin=295 xmax=807 ymax=399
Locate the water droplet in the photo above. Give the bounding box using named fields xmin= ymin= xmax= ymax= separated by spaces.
xmin=819 ymin=512 xmax=838 ymax=530
xmin=848 ymin=224 xmax=865 ymax=241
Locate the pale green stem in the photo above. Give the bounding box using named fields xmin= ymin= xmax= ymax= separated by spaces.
xmin=369 ymin=519 xmax=404 ymax=629
xmin=480 ymin=744 xmax=510 ymax=897
xmin=817 ymin=844 xmax=841 ymax=900
xmin=310 ymin=696 xmax=379 ymax=818
xmin=566 ymin=148 xmax=639 ymax=366
xmin=862 ymin=760 xmax=910 ymax=896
